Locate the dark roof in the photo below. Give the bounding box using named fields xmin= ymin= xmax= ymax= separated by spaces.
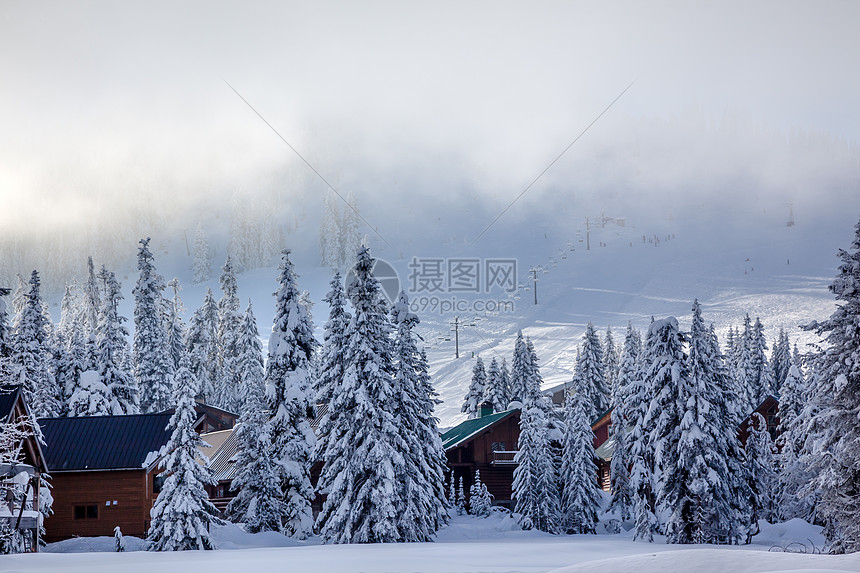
xmin=441 ymin=409 xmax=520 ymax=451
xmin=38 ymin=413 xmax=173 ymax=471
xmin=0 ymin=385 xmax=22 ymax=423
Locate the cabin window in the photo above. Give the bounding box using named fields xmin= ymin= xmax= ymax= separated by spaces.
xmin=153 ymin=474 xmax=166 ymax=494
xmin=491 ymin=441 xmax=506 ymax=451
xmin=74 ymin=505 xmax=98 ymax=519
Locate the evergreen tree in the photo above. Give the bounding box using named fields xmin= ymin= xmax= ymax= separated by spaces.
xmin=744 ymin=412 xmax=778 ymax=537
xmin=775 ymin=363 xmax=816 ymax=521
xmin=264 ymin=250 xmax=316 ymax=539
xmin=559 ymin=380 xmax=602 ymax=534
xmin=96 ymin=267 xmax=138 ymax=415
xmin=663 ymin=301 xmax=740 ymax=544
xmin=512 ymin=352 xmax=559 ymax=534
xmin=483 ymin=357 xmax=508 ymax=413
xmin=316 ymin=247 xmax=404 ymax=544
xmin=751 ymin=317 xmax=775 ymax=402
xmin=577 ymin=322 xmax=609 ymax=419
xmin=133 ymin=238 xmax=173 ymax=413
xmin=187 ymin=288 xmax=219 ymax=404
xmin=771 ymin=328 xmax=792 ymax=389
xmin=339 ymin=191 xmax=362 ymax=268
xmin=462 ymin=356 xmax=487 ymax=419
xmin=607 ymin=323 xmax=640 ymax=522
xmin=314 ymin=273 xmax=350 ymax=405
xmin=82 ymin=256 xmax=101 ymax=337
xmin=498 ymin=358 xmax=511 ymax=407
xmin=164 ymin=279 xmax=187 ymax=372
xmin=13 ymin=271 xmax=60 ymax=417
xmin=390 ymin=291 xmax=448 ymax=539
xmin=236 ymin=301 xmax=265 ymax=416
xmin=147 ymin=355 xmax=222 ymax=551
xmin=468 ymin=470 xmax=494 ymax=517
xmin=216 ymin=257 xmax=242 ymax=412
xmin=191 ymin=223 xmax=212 ymax=285
xmin=456 ymin=477 xmax=466 ymax=516
xmin=226 ymin=389 xmax=284 ymax=533
xmin=799 ymin=216 xmax=860 ymax=552
xmin=508 ymin=331 xmax=529 ymax=403
xmin=603 ymin=326 xmax=620 ymax=399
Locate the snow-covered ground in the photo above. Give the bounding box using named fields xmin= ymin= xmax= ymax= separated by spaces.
xmin=8 ymin=514 xmax=859 ymax=573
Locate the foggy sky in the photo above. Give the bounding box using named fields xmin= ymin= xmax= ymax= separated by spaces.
xmin=1 ymin=0 xmax=859 ymax=246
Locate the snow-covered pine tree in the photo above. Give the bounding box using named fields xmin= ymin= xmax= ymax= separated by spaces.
xmin=319 ymin=193 xmax=342 ymax=269
xmin=462 ymin=356 xmax=487 ymax=419
xmin=316 ymin=247 xmax=404 ymax=544
xmin=236 ymin=301 xmax=265 ymax=416
xmin=390 ymin=290 xmax=448 ymax=539
xmin=559 ymin=379 xmax=602 ymax=534
xmin=147 ymin=355 xmax=222 ymax=551
xmin=508 ymin=331 xmax=530 ymax=404
xmin=454 ymin=477 xmax=465 ymax=515
xmin=499 ymin=358 xmax=510 ymax=406
xmin=187 ymin=288 xmax=219 ymax=404
xmin=314 ymin=273 xmax=350 ymax=407
xmin=13 ymin=271 xmax=60 ymax=417
xmin=114 ymin=526 xmax=125 ymax=552
xmin=663 ymin=301 xmax=740 ymax=544
xmin=750 ymin=317 xmax=775 ymax=403
xmin=164 ymin=279 xmax=187 ymax=373
xmin=339 ymin=191 xmax=362 ymax=268
xmin=734 ymin=315 xmax=757 ymax=414
xmin=468 ymin=470 xmax=494 ymax=517
xmin=607 ymin=323 xmax=640 ymax=522
xmin=775 ymin=363 xmax=816 ymax=522
xmin=798 ymin=216 xmax=860 ymax=552
xmin=771 ymin=328 xmax=792 ymax=389
xmin=744 ymin=412 xmax=778 ymax=538
xmin=264 ymin=250 xmax=316 ymax=539
xmin=191 ymin=223 xmax=212 ymax=285
xmin=11 ymin=273 xmax=27 ymax=332
xmin=133 ymin=238 xmax=173 ymax=413
xmin=215 ymin=257 xmax=243 ymax=413
xmin=577 ymin=322 xmax=609 ymax=419
xmin=226 ymin=387 xmax=284 ymax=533
xmin=83 ymin=256 xmax=101 ymax=337
xmin=483 ymin=357 xmax=508 ymax=413
xmin=96 ymin=267 xmax=138 ymax=415
xmin=603 ymin=325 xmax=620 ymax=400
xmin=56 ymin=280 xmax=79 ymax=343
xmin=512 ymin=343 xmax=560 ymax=534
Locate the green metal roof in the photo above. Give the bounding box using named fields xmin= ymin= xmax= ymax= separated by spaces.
xmin=441 ymin=409 xmax=519 ymax=451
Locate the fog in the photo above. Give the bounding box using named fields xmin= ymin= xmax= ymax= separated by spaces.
xmin=1 ymin=0 xmax=859 ymax=289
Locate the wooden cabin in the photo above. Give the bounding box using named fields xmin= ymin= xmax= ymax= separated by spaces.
xmin=38 ymin=403 xmax=237 ymax=542
xmin=442 ymin=405 xmax=521 ymax=507
xmin=738 ymin=395 xmax=780 ymax=446
xmin=591 ymin=408 xmax=613 ymax=491
xmin=0 ymin=384 xmax=49 ymax=552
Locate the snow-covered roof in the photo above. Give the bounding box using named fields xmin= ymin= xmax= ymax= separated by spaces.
xmin=440 ymin=409 xmax=520 ymax=451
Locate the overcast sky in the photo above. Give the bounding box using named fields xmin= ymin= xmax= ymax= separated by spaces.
xmin=1 ymin=0 xmax=859 ymax=244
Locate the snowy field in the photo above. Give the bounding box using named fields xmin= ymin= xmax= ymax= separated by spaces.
xmin=6 ymin=514 xmax=860 ymax=573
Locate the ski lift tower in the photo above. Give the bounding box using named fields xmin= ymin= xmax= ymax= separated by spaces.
xmin=787 ymin=202 xmax=796 ymax=227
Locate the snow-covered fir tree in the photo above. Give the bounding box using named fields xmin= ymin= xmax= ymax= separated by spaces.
xmin=95 ymin=267 xmax=138 ymax=415
xmin=191 ymin=222 xmax=211 ymax=285
xmin=10 ymin=273 xmax=27 ymax=332
xmin=82 ymin=256 xmax=101 ymax=337
xmin=147 ymin=354 xmax=222 ymax=551
xmin=390 ymin=290 xmax=448 ymax=539
xmin=498 ymin=359 xmax=510 ymax=407
xmin=235 ymin=301 xmax=265 ymax=416
xmin=13 ymin=270 xmax=60 ymax=417
xmin=512 ymin=346 xmax=559 ymax=534
xmin=456 ymin=477 xmax=466 ymax=516
xmin=508 ymin=331 xmax=530 ymax=404
xmin=483 ymin=357 xmax=509 ymax=413
xmin=799 ymin=216 xmax=860 ymax=552
xmin=603 ymin=325 xmax=620 ymax=399
xmin=164 ymin=279 xmax=186 ymax=372
xmin=316 ymin=247 xmax=405 ymax=544
xmin=187 ymin=288 xmax=219 ymax=404
xmin=559 ymin=379 xmax=602 ymax=534
xmin=215 ymin=257 xmax=243 ymax=412
xmin=468 ymin=470 xmax=493 ymax=517
xmin=771 ymin=328 xmax=792 ymax=389
xmin=574 ymin=322 xmax=608 ymax=421
xmin=319 ymin=193 xmax=342 ymax=269
xmin=133 ymin=238 xmax=173 ymax=413
xmin=775 ymin=363 xmax=816 ymax=521
xmin=607 ymin=323 xmax=640 ymax=522
xmin=314 ymin=273 xmax=350 ymax=406
xmin=744 ymin=412 xmax=778 ymax=537
xmin=462 ymin=356 xmax=487 ymax=419
xmin=663 ymin=301 xmax=742 ymax=544
xmin=226 ymin=387 xmax=284 ymax=533
xmin=264 ymin=250 xmax=316 ymax=539
xmin=750 ymin=317 xmax=775 ymax=403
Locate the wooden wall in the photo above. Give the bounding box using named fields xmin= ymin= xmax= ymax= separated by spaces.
xmin=44 ymin=469 xmax=155 ymax=542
